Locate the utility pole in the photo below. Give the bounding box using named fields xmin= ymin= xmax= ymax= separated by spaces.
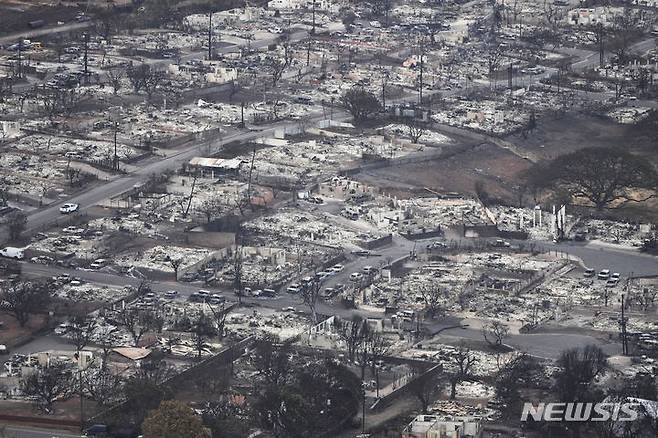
xmin=508 ymin=62 xmax=513 ymax=89
xmin=246 ymin=147 xmax=256 ymax=210
xmin=311 ymin=0 xmax=316 ymax=35
xmin=307 ymin=39 xmax=311 ymax=66
xmin=518 ymin=15 xmax=523 ymax=39
xmin=361 ymin=385 xmax=366 ymax=434
xmin=240 ymin=101 xmax=245 ymax=127
xmin=208 ymin=11 xmax=213 ymax=61
xmin=83 ymin=32 xmax=89 ymax=77
xmin=597 ymin=23 xmax=604 ymax=68
xmin=418 ymin=38 xmax=424 ymax=105
xmin=620 ymin=293 xmax=628 ymax=355
xmin=74 ymin=351 xmax=84 ymax=432
xmin=110 ymin=107 xmax=121 ymax=171
xmin=17 ymin=43 xmax=22 ymax=79
xmin=114 ymin=121 xmax=118 ymax=171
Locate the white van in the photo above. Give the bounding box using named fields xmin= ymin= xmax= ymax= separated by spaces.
xmin=0 ymin=247 xmax=24 ymax=260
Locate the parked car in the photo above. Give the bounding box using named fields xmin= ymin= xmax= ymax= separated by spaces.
xmin=261 ymin=288 xmax=276 ymax=297
xmin=164 ymin=290 xmax=178 ymax=299
xmin=584 ymin=268 xmax=595 ymax=278
xmin=574 ymin=232 xmax=587 ymax=241
xmin=85 ymin=424 xmax=108 ymax=436
xmin=332 ymin=264 xmax=344 ymax=272
xmin=59 ymin=203 xmax=79 ymax=214
xmin=287 ymin=284 xmax=302 ymax=294
xmin=491 ymin=239 xmax=511 ymax=248
xmin=89 ymin=259 xmax=108 ymax=269
xmin=598 ymin=269 xmax=611 ymax=280
xmin=350 ymin=272 xmax=363 ymax=281
xmin=30 ymin=255 xmax=53 ymax=264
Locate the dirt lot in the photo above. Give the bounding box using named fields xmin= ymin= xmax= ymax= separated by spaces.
xmin=506 ymin=112 xmax=656 ymax=161
xmin=357 ymin=111 xmax=658 ymax=215
xmin=357 ymin=142 xmax=530 ymax=201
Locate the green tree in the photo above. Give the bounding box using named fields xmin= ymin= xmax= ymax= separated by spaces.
xmin=555 ymin=345 xmax=607 ymax=402
xmin=526 ymin=147 xmax=657 ymax=210
xmin=494 ymin=353 xmax=544 ymax=419
xmin=1 ymin=281 xmax=51 ymax=327
xmin=252 ymin=358 xmax=361 ymax=438
xmin=341 ymin=86 xmax=382 ymax=122
xmin=142 ymin=400 xmax=210 ymax=438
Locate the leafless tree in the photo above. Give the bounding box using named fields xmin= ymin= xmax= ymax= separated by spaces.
xmin=270 ymin=60 xmax=286 ymax=88
xmin=301 ymin=278 xmax=322 ymax=325
xmin=543 ymin=0 xmax=563 ymax=35
xmin=168 ymin=257 xmax=183 ymax=280
xmin=191 ymin=313 xmax=216 ymax=359
xmin=182 ymin=171 xmax=199 ymax=218
xmin=64 ymin=158 xmax=83 ymax=187
xmin=448 ymin=341 xmax=478 ymax=399
xmin=410 ymin=365 xmax=443 ymax=414
xmin=143 ymin=69 xmax=166 ymax=100
xmin=114 ymin=307 xmax=158 ymax=346
xmin=68 ymin=314 xmax=98 ymax=352
xmin=612 ymin=77 xmax=626 ymax=102
xmin=40 ymin=87 xmax=89 ymax=122
xmin=105 ymin=68 xmax=124 ymax=95
xmin=197 ymin=195 xmax=223 ymax=223
xmin=20 ymin=363 xmax=73 ymax=414
xmin=336 ymin=315 xmax=369 ymax=361
xmin=404 ymin=118 xmax=427 ymax=144
xmin=485 ymin=43 xmax=503 ymax=89
xmin=83 ymin=365 xmax=122 ymax=407
xmin=482 ymin=321 xmax=510 ymax=349
xmin=355 ymin=330 xmax=388 ymax=385
xmin=250 ymin=334 xmax=293 ymax=386
xmin=208 ymin=302 xmax=232 ymax=339
xmin=419 ymin=283 xmax=446 ymax=318
xmin=127 ymin=63 xmax=154 ymax=94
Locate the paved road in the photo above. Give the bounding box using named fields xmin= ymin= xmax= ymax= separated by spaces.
xmin=0 ymin=22 xmax=92 ymax=46
xmin=0 ymin=425 xmax=82 ymax=438
xmin=25 ymin=123 xmax=282 ymax=232
xmin=541 ymin=240 xmax=658 ymax=277
xmin=435 ymin=321 xmax=621 ymax=359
